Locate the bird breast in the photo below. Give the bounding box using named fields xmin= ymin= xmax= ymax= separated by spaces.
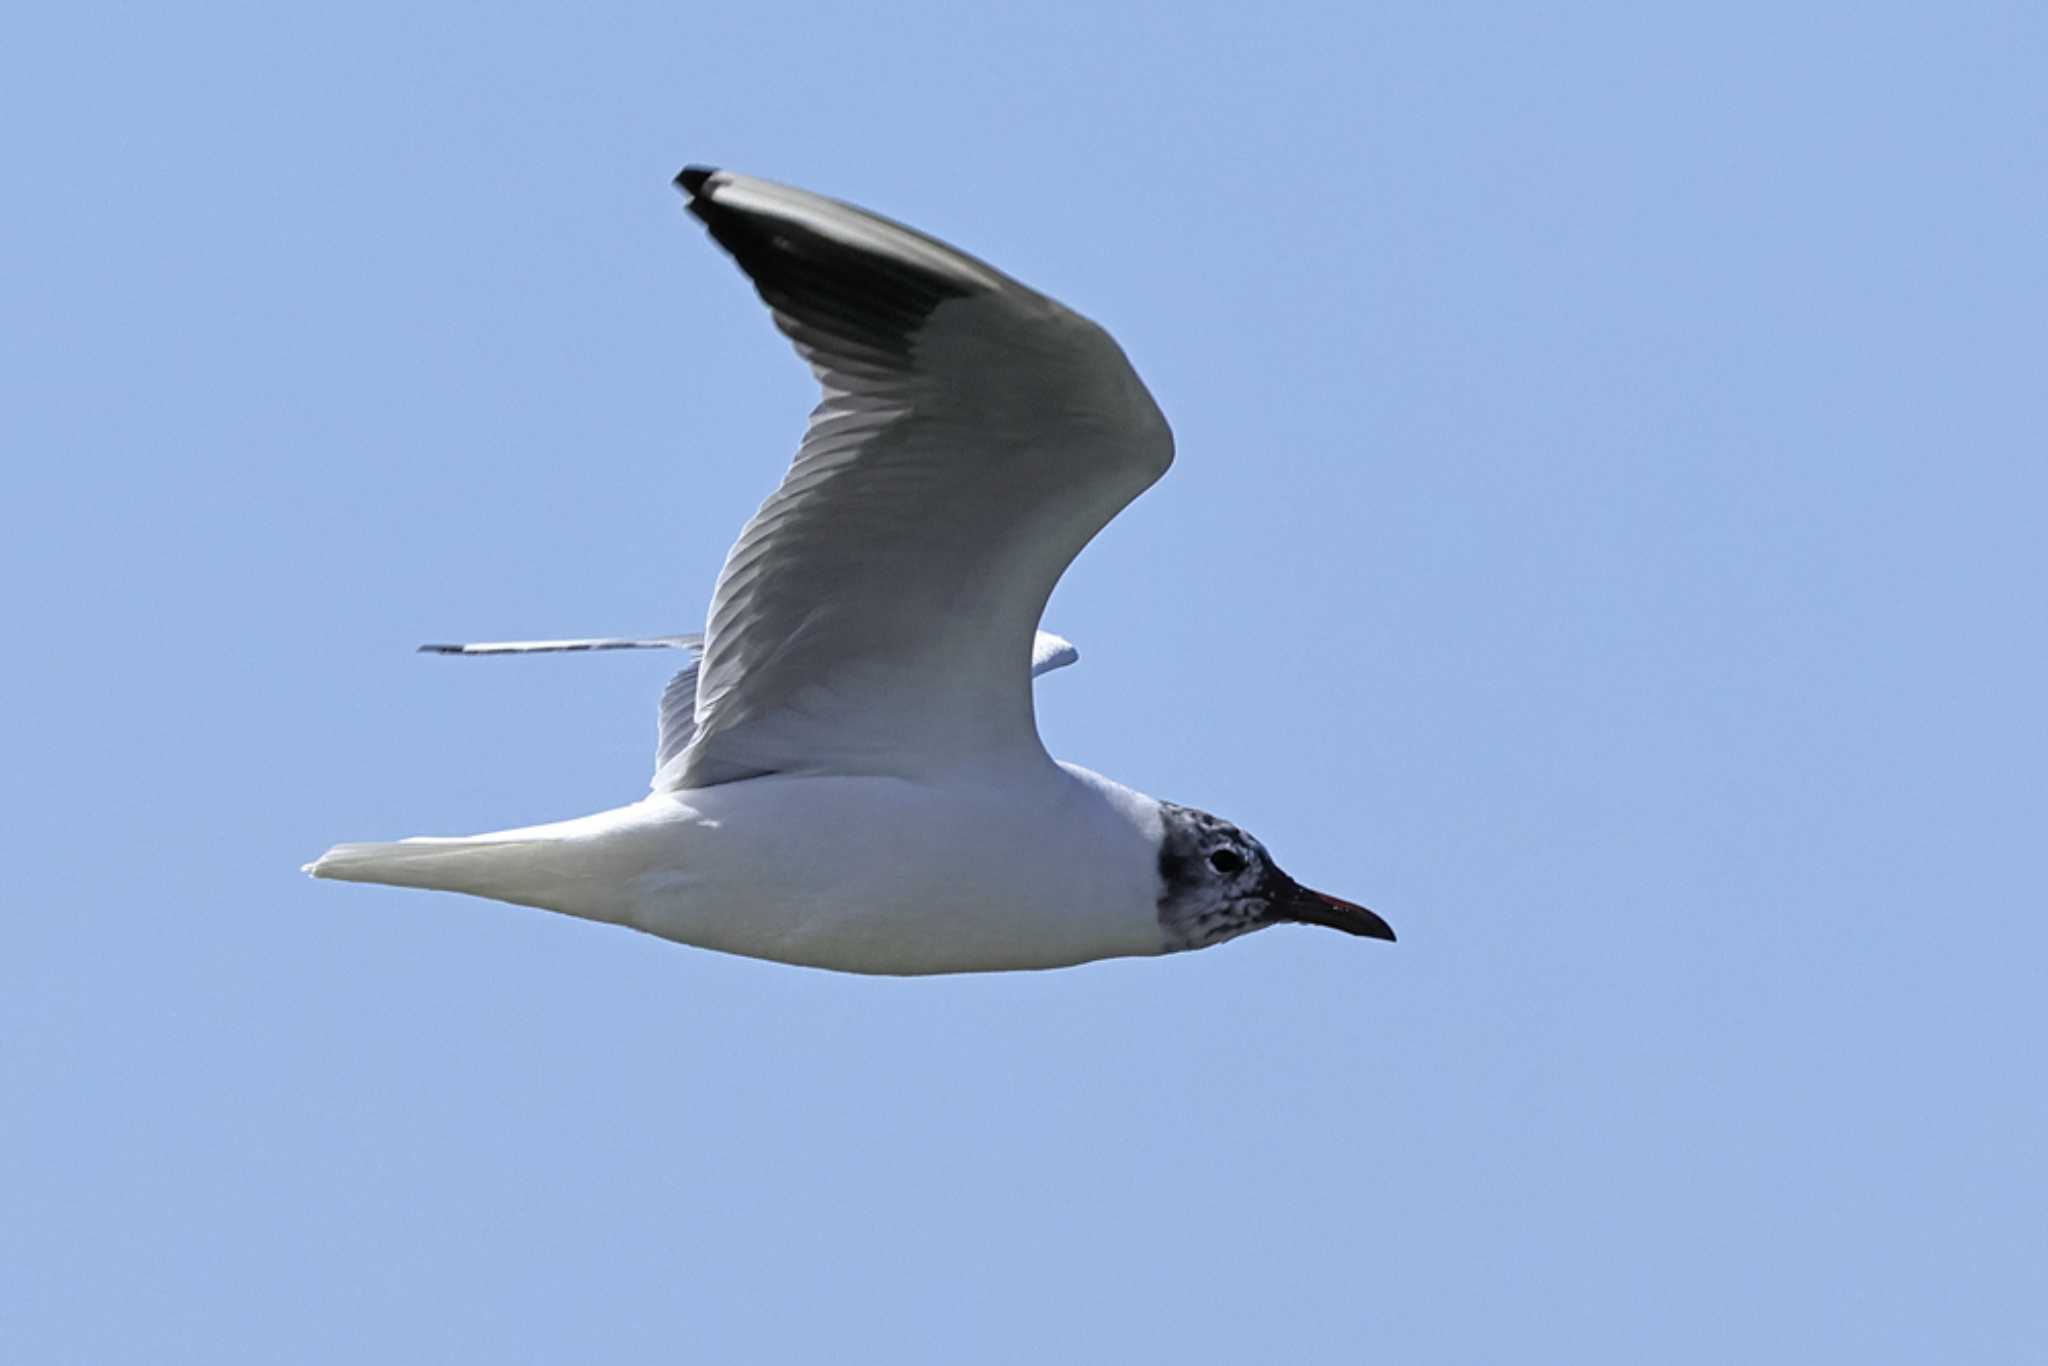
xmin=620 ymin=763 xmax=1169 ymax=974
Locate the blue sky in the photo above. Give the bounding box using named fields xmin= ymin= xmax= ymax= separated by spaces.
xmin=6 ymin=2 xmax=2043 ymax=1360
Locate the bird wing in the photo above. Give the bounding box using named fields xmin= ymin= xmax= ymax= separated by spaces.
xmin=1030 ymin=630 xmax=1080 ymax=677
xmin=418 ymin=635 xmax=701 ymax=656
xmin=653 ymin=643 xmax=708 ymax=782
xmin=670 ymin=167 xmax=1171 ymax=788
xmin=417 ymin=634 xmax=709 ymax=781
xmin=420 ymin=627 xmax=1079 ymax=791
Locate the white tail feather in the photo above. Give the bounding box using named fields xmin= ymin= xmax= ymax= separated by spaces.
xmin=303 ymin=807 xmax=653 ymax=925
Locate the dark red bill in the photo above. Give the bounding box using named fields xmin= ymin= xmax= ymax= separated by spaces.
xmin=1271 ymin=879 xmax=1396 ymax=942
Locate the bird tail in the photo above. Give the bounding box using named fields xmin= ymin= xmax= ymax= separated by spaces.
xmin=303 ymin=808 xmax=648 ymax=926
xmin=302 ymin=836 xmax=556 ymax=904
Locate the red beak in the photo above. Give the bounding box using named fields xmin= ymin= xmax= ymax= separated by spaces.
xmin=1270 ymin=878 xmax=1395 ymax=942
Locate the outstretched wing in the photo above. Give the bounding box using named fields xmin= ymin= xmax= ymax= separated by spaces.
xmin=671 ymin=167 xmax=1171 ymax=788
xmin=421 ymin=628 xmax=1080 ymax=791
xmin=419 ymin=634 xmax=708 ymax=781
xmin=418 ymin=636 xmax=699 ymax=656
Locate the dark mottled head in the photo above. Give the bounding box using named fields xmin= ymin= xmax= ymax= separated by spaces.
xmin=1154 ymin=802 xmax=1394 ymax=953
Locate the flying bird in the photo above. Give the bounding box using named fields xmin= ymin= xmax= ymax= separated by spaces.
xmin=306 ymin=167 xmax=1392 ymax=974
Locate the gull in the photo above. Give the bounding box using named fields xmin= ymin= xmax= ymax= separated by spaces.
xmin=305 ymin=166 xmax=1393 ymax=974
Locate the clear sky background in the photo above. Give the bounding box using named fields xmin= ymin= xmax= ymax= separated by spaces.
xmin=5 ymin=3 xmax=2043 ymax=1361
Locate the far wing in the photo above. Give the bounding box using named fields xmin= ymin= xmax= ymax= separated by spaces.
xmin=419 ymin=636 xmax=699 ymax=656
xmin=670 ymin=168 xmax=1170 ymax=788
xmin=1031 ymin=630 xmax=1079 ymax=677
xmin=419 ymin=628 xmax=1075 ymax=790
xmin=416 ymin=633 xmax=708 ymax=783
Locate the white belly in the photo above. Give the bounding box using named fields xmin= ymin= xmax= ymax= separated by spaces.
xmin=593 ymin=762 xmax=1169 ymax=974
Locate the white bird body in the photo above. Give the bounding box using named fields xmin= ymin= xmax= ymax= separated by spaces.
xmin=307 ymin=166 xmax=1392 ymax=974
xmin=317 ymin=762 xmax=1166 ymax=974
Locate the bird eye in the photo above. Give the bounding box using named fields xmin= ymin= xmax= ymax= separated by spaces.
xmin=1208 ymin=848 xmax=1246 ymax=875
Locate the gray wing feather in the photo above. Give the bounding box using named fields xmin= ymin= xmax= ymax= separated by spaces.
xmin=670 ymin=168 xmax=1169 ymax=789
xmin=653 ymin=642 xmax=708 ymax=787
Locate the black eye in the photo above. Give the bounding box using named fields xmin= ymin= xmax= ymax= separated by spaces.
xmin=1208 ymin=848 xmax=1246 ymax=875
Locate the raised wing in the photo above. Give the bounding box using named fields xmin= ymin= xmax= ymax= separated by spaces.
xmin=654 ymin=641 xmax=707 ymax=782
xmin=669 ymin=167 xmax=1171 ymax=788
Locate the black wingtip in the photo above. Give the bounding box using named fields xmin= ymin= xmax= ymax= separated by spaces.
xmin=417 ymin=643 xmax=462 ymax=654
xmin=675 ymin=165 xmax=718 ymax=197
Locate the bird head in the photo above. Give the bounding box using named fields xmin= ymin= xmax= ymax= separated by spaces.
xmin=1153 ymin=802 xmax=1393 ymax=952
